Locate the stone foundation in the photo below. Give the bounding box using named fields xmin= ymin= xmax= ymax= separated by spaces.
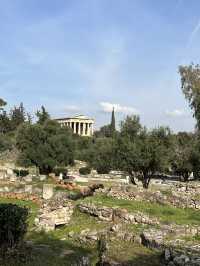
xmin=78 ymin=202 xmax=159 ymax=225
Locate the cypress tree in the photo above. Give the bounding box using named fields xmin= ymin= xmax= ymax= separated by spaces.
xmin=110 ymin=107 xmax=116 ymax=136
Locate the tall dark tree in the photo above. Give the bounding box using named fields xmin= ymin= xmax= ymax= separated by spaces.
xmin=110 ymin=107 xmax=116 ymax=136
xmin=36 ymin=106 xmax=50 ymax=125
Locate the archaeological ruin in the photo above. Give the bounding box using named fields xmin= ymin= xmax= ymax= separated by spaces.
xmin=55 ymin=115 xmax=94 ymax=136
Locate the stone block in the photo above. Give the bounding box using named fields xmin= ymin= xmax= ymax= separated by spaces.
xmin=0 ymin=170 xmax=6 ymax=180
xmin=40 ymin=175 xmax=47 ymax=181
xmin=7 ymin=168 xmax=14 ymax=175
xmin=25 ymin=185 xmax=33 ymax=194
xmin=24 ymin=175 xmax=33 ymax=182
xmin=10 ymin=175 xmax=17 ymax=182
xmin=43 ymin=184 xmax=54 ymax=200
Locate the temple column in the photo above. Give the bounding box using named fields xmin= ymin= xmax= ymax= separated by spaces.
xmin=73 ymin=122 xmax=76 ymax=134
xmin=83 ymin=123 xmax=86 ymax=136
xmin=87 ymin=123 xmax=90 ymax=136
xmin=78 ymin=122 xmax=81 ymax=135
xmin=91 ymin=124 xmax=94 ymax=135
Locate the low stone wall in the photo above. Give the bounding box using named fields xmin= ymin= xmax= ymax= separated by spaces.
xmin=96 ymin=185 xmax=200 ymax=210
xmin=162 ymin=248 xmax=200 ymax=266
xmin=78 ymin=202 xmax=159 ymax=225
xmin=35 ymin=196 xmax=74 ymax=231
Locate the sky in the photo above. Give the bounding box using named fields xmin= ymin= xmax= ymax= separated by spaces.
xmin=0 ymin=0 xmax=200 ymax=132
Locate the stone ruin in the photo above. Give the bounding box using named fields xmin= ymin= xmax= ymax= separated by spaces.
xmin=78 ymin=202 xmax=159 ymax=225
xmin=35 ymin=192 xmax=74 ymax=231
xmin=95 ymin=182 xmax=200 ymax=210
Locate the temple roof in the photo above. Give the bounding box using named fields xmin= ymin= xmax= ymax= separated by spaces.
xmin=55 ymin=115 xmax=94 ymax=121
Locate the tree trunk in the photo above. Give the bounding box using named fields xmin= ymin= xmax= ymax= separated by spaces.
xmin=130 ymin=174 xmax=137 ymax=185
xmin=128 ymin=172 xmax=137 ymax=186
xmin=183 ymin=172 xmax=189 ymax=182
xmin=142 ymin=172 xmax=151 ymax=189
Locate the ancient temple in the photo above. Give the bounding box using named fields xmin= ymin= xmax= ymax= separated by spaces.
xmin=55 ymin=115 xmax=94 ymax=136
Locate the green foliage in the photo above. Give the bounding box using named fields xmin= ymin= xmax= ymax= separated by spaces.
xmin=110 ymin=108 xmax=116 ymax=136
xmin=0 ymin=98 xmax=7 ymax=109
xmin=16 ymin=120 xmax=75 ymax=174
xmin=0 ymin=204 xmax=28 ymax=252
xmin=0 ymin=134 xmax=12 ymax=152
xmin=115 ymin=126 xmax=172 ymax=188
xmin=53 ymin=167 xmax=68 ymax=176
xmin=114 ymin=136 xmax=139 ymax=184
xmin=86 ymin=138 xmax=115 ymax=174
xmin=171 ymin=132 xmax=195 ymax=181
xmin=0 ymin=102 xmax=30 ymax=134
xmin=179 ymin=64 xmax=200 ymax=130
xmin=10 ymin=103 xmax=27 ymax=131
xmin=0 ymin=111 xmax=11 ymax=134
xmin=79 ymin=166 xmax=91 ymax=175
xmin=74 ymin=136 xmax=93 ymax=161
xmin=13 ymin=169 xmax=29 ymax=177
xmin=36 ymin=106 xmax=50 ymax=125
xmin=120 ymin=115 xmax=142 ymax=140
xmin=94 ymin=124 xmax=112 ymax=138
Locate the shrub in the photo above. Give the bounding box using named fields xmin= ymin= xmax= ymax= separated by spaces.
xmin=79 ymin=167 xmax=91 ymax=175
xmin=53 ymin=167 xmax=68 ymax=176
xmin=96 ymin=166 xmax=110 ymax=174
xmin=13 ymin=169 xmax=29 ymax=177
xmin=0 ymin=204 xmax=28 ymax=252
xmin=0 ymin=135 xmax=12 ymax=152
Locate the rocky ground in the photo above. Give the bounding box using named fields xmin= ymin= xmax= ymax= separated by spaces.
xmin=0 ymin=167 xmax=200 ymax=265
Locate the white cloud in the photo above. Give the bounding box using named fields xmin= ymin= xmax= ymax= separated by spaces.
xmin=100 ymin=102 xmax=139 ymax=114
xmin=165 ymin=109 xmax=186 ymax=117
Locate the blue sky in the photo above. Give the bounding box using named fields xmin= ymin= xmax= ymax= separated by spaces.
xmin=0 ymin=0 xmax=200 ymax=131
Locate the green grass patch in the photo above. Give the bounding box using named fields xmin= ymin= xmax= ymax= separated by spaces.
xmin=47 ymin=208 xmax=109 ymax=239
xmin=107 ymin=241 xmax=161 ymax=266
xmin=81 ymin=195 xmax=200 ymax=225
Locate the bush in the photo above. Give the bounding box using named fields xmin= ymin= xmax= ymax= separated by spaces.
xmin=0 ymin=204 xmax=28 ymax=252
xmin=13 ymin=169 xmax=29 ymax=177
xmin=0 ymin=135 xmax=12 ymax=152
xmin=79 ymin=167 xmax=91 ymax=175
xmin=96 ymin=166 xmax=111 ymax=174
xmin=53 ymin=167 xmax=68 ymax=176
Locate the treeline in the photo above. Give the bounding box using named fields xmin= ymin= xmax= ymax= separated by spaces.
xmin=0 ymin=63 xmax=200 ymax=188
xmin=79 ymin=116 xmax=199 ymax=188
xmin=0 ymin=100 xmax=198 ymax=189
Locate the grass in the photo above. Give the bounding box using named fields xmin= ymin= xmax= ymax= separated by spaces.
xmin=0 ymin=233 xmax=97 ymax=266
xmin=0 ymin=196 xmax=162 ymax=265
xmin=81 ymin=194 xmax=200 ymax=225
xmin=1 ymin=188 xmax=199 ymax=265
xmin=45 ymin=208 xmax=110 ymax=239
xmin=107 ymin=241 xmax=161 ymax=266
